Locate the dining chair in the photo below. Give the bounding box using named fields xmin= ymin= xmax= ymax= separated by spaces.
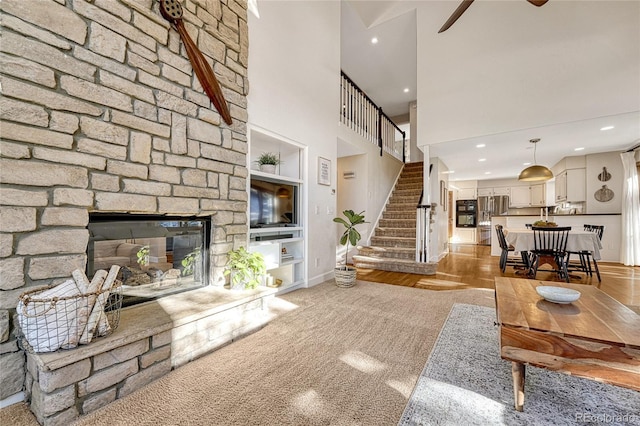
xmin=525 ymin=223 xmax=532 ymax=229
xmin=581 ymin=225 xmax=604 ymax=282
xmin=530 ymin=226 xmax=572 ymax=282
xmin=495 ymin=225 xmax=529 ymax=273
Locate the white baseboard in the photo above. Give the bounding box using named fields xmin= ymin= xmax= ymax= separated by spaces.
xmin=307 ymin=270 xmax=335 ymax=287
xmin=1 ymin=391 xmax=25 ymax=409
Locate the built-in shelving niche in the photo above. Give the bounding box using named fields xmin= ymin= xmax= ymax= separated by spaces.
xmin=248 ymin=126 xmax=306 ymax=293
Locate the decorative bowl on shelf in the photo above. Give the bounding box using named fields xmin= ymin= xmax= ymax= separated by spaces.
xmin=536 ymin=286 xmax=581 ymax=304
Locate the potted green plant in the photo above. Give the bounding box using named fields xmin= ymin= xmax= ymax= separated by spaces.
xmin=255 ymin=152 xmax=281 ymax=174
xmin=136 ymin=245 xmax=150 ymax=268
xmin=333 ymin=210 xmax=367 ymax=288
xmin=223 ymin=246 xmax=266 ymax=290
xmin=181 ymin=247 xmax=201 ymax=278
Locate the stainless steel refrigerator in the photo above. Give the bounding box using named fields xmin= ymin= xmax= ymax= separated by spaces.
xmin=477 ymin=195 xmax=509 ymax=245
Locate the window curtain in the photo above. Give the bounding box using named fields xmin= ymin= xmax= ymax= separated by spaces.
xmin=620 ymin=151 xmax=640 ymax=266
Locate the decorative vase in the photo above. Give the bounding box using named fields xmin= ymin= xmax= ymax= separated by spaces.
xmin=334 ymin=266 xmax=357 ymax=288
xmin=259 ymin=164 xmax=277 ymax=174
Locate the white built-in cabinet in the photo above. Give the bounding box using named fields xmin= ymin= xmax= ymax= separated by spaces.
xmin=493 ymin=187 xmax=510 ymax=196
xmin=555 ymin=169 xmax=585 ymax=202
xmin=509 ymin=184 xmax=546 ymax=207
xmin=457 ymin=188 xmax=477 ymax=200
xmin=477 ymin=187 xmax=510 ymax=197
xmin=248 ymin=127 xmax=305 ymax=292
xmin=453 ymin=228 xmax=476 ymax=244
xmin=477 ymin=187 xmax=492 ymax=197
xmin=530 ymin=184 xmax=545 ymax=206
xmin=509 ymin=186 xmax=530 ymax=207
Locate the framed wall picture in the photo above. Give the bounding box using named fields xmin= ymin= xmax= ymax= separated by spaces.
xmin=440 ymin=180 xmax=447 ymax=210
xmin=318 ymin=157 xmax=331 ymax=186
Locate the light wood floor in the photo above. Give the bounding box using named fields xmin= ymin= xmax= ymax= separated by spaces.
xmin=356 ymin=244 xmax=640 ymax=309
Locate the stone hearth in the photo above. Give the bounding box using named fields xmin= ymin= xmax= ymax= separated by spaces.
xmin=25 ymin=286 xmax=276 ymax=426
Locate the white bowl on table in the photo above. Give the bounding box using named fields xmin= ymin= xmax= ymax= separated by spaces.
xmin=536 ymin=286 xmax=581 ymax=304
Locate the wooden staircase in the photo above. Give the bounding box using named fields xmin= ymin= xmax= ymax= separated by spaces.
xmin=353 ymin=162 xmax=437 ymax=275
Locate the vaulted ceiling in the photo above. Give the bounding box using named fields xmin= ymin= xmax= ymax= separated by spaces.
xmin=341 ymin=0 xmax=640 ymax=181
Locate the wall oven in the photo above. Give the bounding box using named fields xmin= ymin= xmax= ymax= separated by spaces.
xmin=456 ymin=199 xmax=477 ymax=228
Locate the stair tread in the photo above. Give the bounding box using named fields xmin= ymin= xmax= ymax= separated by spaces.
xmin=360 ymin=246 xmax=415 ymax=253
xmin=353 ymin=255 xmax=432 ymax=265
xmin=372 ymin=235 xmax=415 ymax=240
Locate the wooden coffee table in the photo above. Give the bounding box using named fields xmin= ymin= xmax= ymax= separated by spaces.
xmin=494 ymin=277 xmax=640 ymax=411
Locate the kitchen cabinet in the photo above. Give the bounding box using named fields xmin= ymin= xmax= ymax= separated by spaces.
xmin=477 ymin=188 xmax=492 ymax=197
xmin=509 ymin=186 xmax=530 ymax=207
xmin=457 ymin=188 xmax=476 ymax=200
xmin=555 ymin=169 xmax=585 ymax=202
xmin=509 ymin=184 xmax=546 ymax=207
xmin=555 ymin=172 xmax=567 ymax=201
xmin=477 ymin=187 xmax=510 ymax=197
xmin=530 ymin=184 xmax=545 ymax=206
xmin=493 ymin=187 xmax=510 ymax=196
xmin=453 ymin=227 xmax=476 ymax=244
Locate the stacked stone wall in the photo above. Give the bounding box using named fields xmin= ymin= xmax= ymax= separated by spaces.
xmin=0 ymin=0 xmax=249 ymax=410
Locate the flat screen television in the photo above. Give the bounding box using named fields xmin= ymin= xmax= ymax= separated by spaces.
xmin=250 ymin=178 xmax=298 ymax=228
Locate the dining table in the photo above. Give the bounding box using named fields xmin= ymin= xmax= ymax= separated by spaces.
xmin=504 ymin=228 xmax=603 ymax=260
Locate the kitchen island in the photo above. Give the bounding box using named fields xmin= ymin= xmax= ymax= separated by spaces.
xmin=490 ymin=214 xmax=621 ymax=262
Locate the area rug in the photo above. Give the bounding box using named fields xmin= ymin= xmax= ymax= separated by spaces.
xmin=399 ymin=304 xmax=640 ymax=426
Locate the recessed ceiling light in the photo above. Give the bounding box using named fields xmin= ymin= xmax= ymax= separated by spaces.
xmin=371 ymin=37 xmax=378 ymax=44
xmin=478 ymin=158 xmax=486 ymax=162
xmin=574 ymin=147 xmax=585 ymax=151
xmin=523 ymin=162 xmax=531 ymax=166
xmin=600 ymin=126 xmax=614 ymax=131
xmin=403 ymin=88 xmax=409 ymax=93
xmin=476 ymin=144 xmax=486 ymax=148
xmin=443 ymin=170 xmax=455 ymax=174
xmin=484 ymin=172 xmax=491 ymax=175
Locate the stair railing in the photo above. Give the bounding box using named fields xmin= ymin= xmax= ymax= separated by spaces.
xmin=416 ymin=190 xmax=430 ymax=262
xmin=340 ymin=71 xmax=406 ymax=162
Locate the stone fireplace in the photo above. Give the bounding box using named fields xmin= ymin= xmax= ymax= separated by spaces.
xmin=0 ymin=0 xmax=256 ymax=422
xmin=88 ymin=214 xmax=210 ymax=307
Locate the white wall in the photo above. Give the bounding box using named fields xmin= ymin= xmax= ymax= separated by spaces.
xmin=336 ymin=154 xmax=368 ymax=264
xmin=248 ymin=1 xmax=340 ymax=286
xmin=429 ymin=158 xmax=450 ymax=260
xmin=336 ymin=121 xmax=405 ymax=261
xmin=409 ymin=101 xmax=423 ymax=162
xmin=586 ymin=152 xmax=623 ymax=214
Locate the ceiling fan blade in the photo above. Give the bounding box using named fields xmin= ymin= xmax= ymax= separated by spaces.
xmin=438 ymin=0 xmax=474 ymax=33
xmin=526 ymin=0 xmax=549 ymax=6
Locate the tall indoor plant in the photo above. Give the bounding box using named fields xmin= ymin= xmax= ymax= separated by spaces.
xmin=333 ymin=209 xmax=367 ymax=288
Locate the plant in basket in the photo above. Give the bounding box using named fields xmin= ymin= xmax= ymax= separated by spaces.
xmin=333 ymin=210 xmax=367 ymax=288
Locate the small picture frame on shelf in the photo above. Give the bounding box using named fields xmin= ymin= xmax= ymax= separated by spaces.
xmin=318 ymin=157 xmax=331 ymax=186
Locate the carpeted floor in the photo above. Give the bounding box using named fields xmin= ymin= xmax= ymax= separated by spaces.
xmin=1 ymin=280 xmax=496 ymax=425
xmin=400 ymin=304 xmax=640 ymax=426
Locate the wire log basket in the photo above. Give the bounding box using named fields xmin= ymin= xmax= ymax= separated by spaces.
xmin=16 ymin=280 xmax=123 ymax=354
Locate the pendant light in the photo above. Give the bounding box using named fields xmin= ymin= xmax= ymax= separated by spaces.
xmin=518 ymin=138 xmax=553 ymax=182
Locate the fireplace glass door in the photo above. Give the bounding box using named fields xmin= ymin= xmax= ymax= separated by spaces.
xmin=88 ymin=215 xmax=209 ymax=307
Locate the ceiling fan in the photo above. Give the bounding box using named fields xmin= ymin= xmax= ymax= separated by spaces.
xmin=438 ymin=0 xmax=549 ymax=33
